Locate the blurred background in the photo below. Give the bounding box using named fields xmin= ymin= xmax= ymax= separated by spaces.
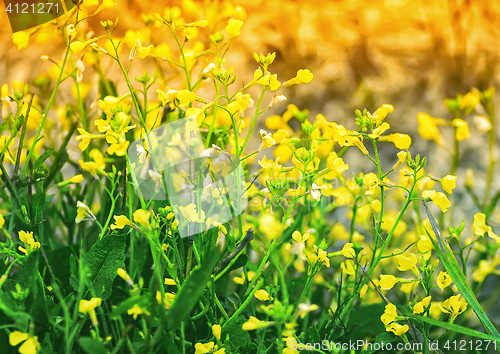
xmin=1 ymin=0 xmax=499 ymax=222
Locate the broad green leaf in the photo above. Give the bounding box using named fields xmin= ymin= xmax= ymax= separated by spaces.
xmin=78 ymin=337 xmax=109 ymax=354
xmin=165 ymin=250 xmax=219 ymax=330
xmin=70 ymin=235 xmax=126 ymax=301
xmin=220 ymin=315 xmax=251 ymax=349
xmin=422 ymin=200 xmax=500 ymax=349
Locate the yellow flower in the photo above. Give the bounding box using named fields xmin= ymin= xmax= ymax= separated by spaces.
xmin=226 ymin=19 xmax=243 ymax=38
xmin=75 ymin=201 xmax=96 ymax=223
xmin=413 ymin=296 xmax=432 ymax=314
xmin=164 ymin=278 xmax=176 ymax=285
xmin=297 ymin=303 xmax=319 ymax=318
xmin=178 ymin=204 xmax=206 ymax=223
xmin=18 ymin=231 xmax=40 ymax=255
xmin=283 ymin=69 xmax=314 ymax=86
xmin=452 ymin=118 xmax=471 ymax=141
xmin=371 ymin=200 xmax=381 ymax=213
xmin=437 ymin=271 xmax=452 ymax=291
xmin=127 ymin=304 xmax=149 ymax=319
xmin=310 ymin=247 xmax=330 ymax=268
xmin=392 ymin=151 xmax=407 ymax=170
xmin=258 ymin=129 xmax=276 ymax=151
xmin=441 ymin=294 xmax=467 ymax=319
xmin=111 ymin=215 xmax=139 ymax=231
xmin=79 ymin=297 xmax=102 ymax=326
xmin=242 ymin=316 xmax=273 ymax=331
xmin=422 ymin=190 xmax=451 ymax=213
xmin=340 ymin=243 xmax=355 ymax=258
xmin=0 ymin=214 xmax=4 ymax=229
xmin=254 ymin=289 xmax=272 ymax=301
xmin=417 ymin=235 xmax=434 ymax=254
xmin=75 ymin=128 xmax=93 ymax=151
xmin=117 ymin=268 xmax=134 ymax=286
xmin=9 ymin=331 xmax=40 ymax=354
xmin=176 ymin=90 xmax=197 ymax=106
xmin=396 ymin=251 xmax=417 ymax=271
xmin=12 ymin=31 xmax=31 ymax=50
xmin=156 ymin=291 xmax=176 ymax=309
xmin=471 ymin=213 xmax=500 ymax=242
xmin=381 ymin=303 xmax=398 ymax=326
xmin=441 ymin=175 xmax=457 ymax=194
xmin=379 ymin=275 xmax=399 ymax=290
xmin=257 ymin=73 xmax=281 ymax=91
xmin=417 ymin=112 xmax=444 ymax=145
xmin=388 ymin=133 xmax=412 ymax=150
xmin=373 ymin=104 xmax=394 ymax=125
xmin=194 ymin=342 xmax=225 ymax=354
xmin=212 ymin=324 xmax=221 ymax=341
xmin=258 ymin=214 xmax=283 ymax=240
xmin=325 ymin=152 xmax=349 ymax=178
xmin=386 ymin=322 xmax=409 ymax=336
xmin=133 ymin=209 xmax=151 ymax=228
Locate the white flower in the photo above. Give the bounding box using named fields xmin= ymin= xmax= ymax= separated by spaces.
xmin=473 ymin=115 xmax=492 ymax=133
xmin=269 ymin=94 xmax=287 ymax=107
xmin=310 ymin=183 xmax=326 ymax=201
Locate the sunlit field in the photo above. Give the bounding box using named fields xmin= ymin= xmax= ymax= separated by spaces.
xmin=1 ymin=1 xmax=500 ymax=353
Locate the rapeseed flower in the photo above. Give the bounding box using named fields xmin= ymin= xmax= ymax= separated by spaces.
xmin=441 ymin=294 xmax=467 ymax=320
xmin=413 ymin=296 xmax=432 ymax=315
xmin=9 ymin=331 xmax=40 ymax=354
xmin=79 ymin=297 xmax=102 ymax=326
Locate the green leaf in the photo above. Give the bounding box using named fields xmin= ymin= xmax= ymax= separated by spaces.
xmin=109 ymin=293 xmax=152 ymax=319
xmin=226 ymin=253 xmax=248 ymax=273
xmin=70 ymin=235 xmax=126 ymax=301
xmin=78 ymin=337 xmax=109 ymax=354
xmin=307 ymin=323 xmax=321 ymax=344
xmin=362 ymin=332 xmax=397 ymax=354
xmin=220 ymin=315 xmax=251 ymax=349
xmin=33 ymin=148 xmax=54 ymax=171
xmin=165 ymin=250 xmax=219 ymax=330
xmin=422 ymin=200 xmax=500 ymax=349
xmin=412 ymin=315 xmax=500 ymax=341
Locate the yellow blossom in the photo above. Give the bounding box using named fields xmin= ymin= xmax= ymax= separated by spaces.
xmin=437 ymin=271 xmax=452 ymax=291
xmin=297 ymin=303 xmax=319 ymax=318
xmin=117 ymin=268 xmax=134 ymax=286
xmin=212 ymin=324 xmax=221 ymax=341
xmin=371 ymin=200 xmax=381 ymax=213
xmin=164 ymin=278 xmax=176 ymax=285
xmin=12 ymin=31 xmax=32 ymax=50
xmin=422 ymin=190 xmax=451 ymax=213
xmin=413 ymin=296 xmax=432 ymax=314
xmin=18 ymin=230 xmax=40 ymax=255
xmin=386 ymin=322 xmax=409 ymax=336
xmin=441 ymin=294 xmax=467 ymax=319
xmin=257 ymin=73 xmax=281 ymax=91
xmin=380 ymin=275 xmax=399 ymax=290
xmin=254 ymin=289 xmax=272 ymax=301
xmin=111 ymin=215 xmax=139 ymax=231
xmin=392 ymin=151 xmax=407 ymax=170
xmin=258 ymin=129 xmax=276 ymax=151
xmin=283 ymin=69 xmax=314 ymax=86
xmin=75 ymin=128 xmax=93 ymax=151
xmin=388 ymin=133 xmax=412 ymax=150
xmin=226 ymin=19 xmax=243 ymax=38
xmin=258 ymin=214 xmax=283 ymax=240
xmin=79 ymin=297 xmax=102 ymax=326
xmin=396 ymin=251 xmax=417 ymax=271
xmin=242 ymin=316 xmax=273 ymax=331
xmin=417 ymin=112 xmax=444 ymax=145
xmin=452 ymin=118 xmax=471 ymax=141
xmin=441 ymin=175 xmax=457 ymax=194
xmin=133 ymin=209 xmax=151 ymax=228
xmin=340 ymin=243 xmax=355 ymax=258
xmin=127 ymin=304 xmax=149 ymax=319
xmin=9 ymin=331 xmax=40 ymax=354
xmin=178 ymin=204 xmax=206 ymax=223
xmin=380 ymin=303 xmax=398 ymax=326
xmin=471 ymin=213 xmax=500 ymax=242
xmin=194 ymin=342 xmax=225 ymax=354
